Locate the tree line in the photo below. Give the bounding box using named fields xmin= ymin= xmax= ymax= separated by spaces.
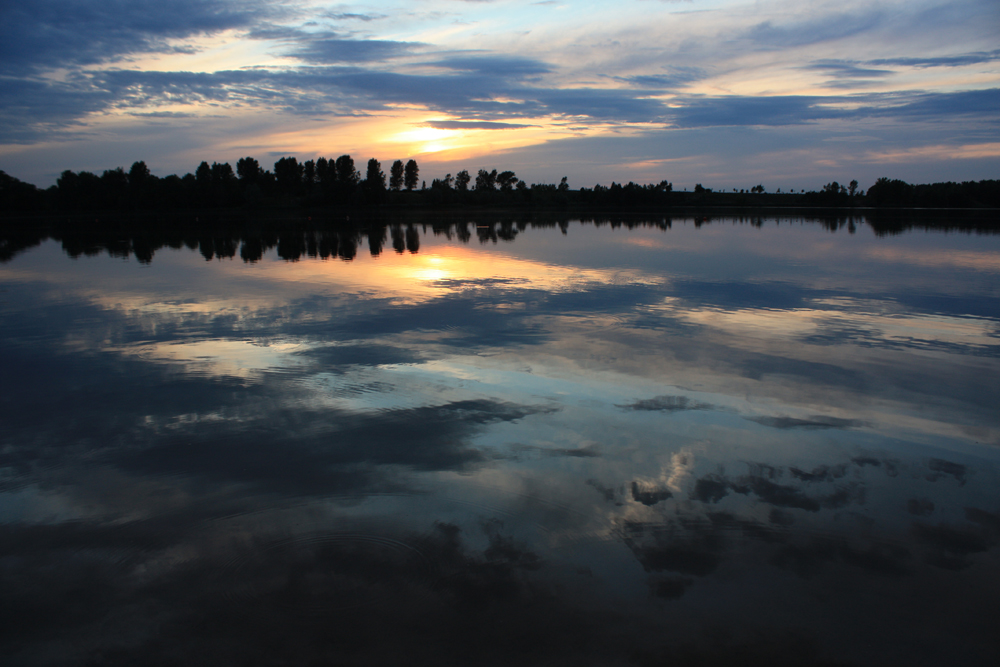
xmin=1 ymin=156 xmax=998 ymax=213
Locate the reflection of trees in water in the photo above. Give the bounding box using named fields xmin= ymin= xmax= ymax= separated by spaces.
xmin=1 ymin=211 xmax=996 ymax=264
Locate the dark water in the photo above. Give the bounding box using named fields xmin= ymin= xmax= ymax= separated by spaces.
xmin=2 ymin=214 xmax=999 ymax=666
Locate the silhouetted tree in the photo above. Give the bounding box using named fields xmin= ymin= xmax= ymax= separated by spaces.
xmin=364 ymin=158 xmax=386 ymax=202
xmin=0 ymin=170 xmax=44 ymax=211
xmin=274 ymin=157 xmax=303 ymax=196
xmin=497 ymin=170 xmax=517 ymax=192
xmin=475 ymin=169 xmax=496 ymax=191
xmin=866 ymin=177 xmax=913 ymax=207
xmin=404 ymin=159 xmax=419 ymax=191
xmin=335 ymin=155 xmax=358 ymax=185
xmin=211 ymin=162 xmax=237 ymax=206
xmin=455 ymin=170 xmax=470 ymax=191
xmin=236 ymin=157 xmax=260 ymax=183
xmin=128 ymin=161 xmax=150 ymax=187
xmin=101 ymin=167 xmax=128 ymax=208
xmin=303 ymin=160 xmax=316 ymax=187
xmin=195 ymin=161 xmax=212 ymax=206
xmin=389 ymin=160 xmax=404 ymax=191
xmin=365 ymin=158 xmax=385 ymax=189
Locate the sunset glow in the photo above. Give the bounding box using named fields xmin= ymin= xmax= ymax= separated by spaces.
xmin=0 ymin=1 xmax=997 ymax=189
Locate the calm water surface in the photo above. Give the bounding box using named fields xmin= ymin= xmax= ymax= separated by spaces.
xmin=1 ymin=215 xmax=999 ymax=665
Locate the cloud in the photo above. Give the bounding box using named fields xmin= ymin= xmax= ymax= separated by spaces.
xmin=747 ymin=415 xmax=865 ymax=430
xmin=869 ymin=49 xmax=1000 ymax=68
xmin=429 ymin=55 xmax=552 ymax=77
xmin=424 ymin=120 xmax=537 ymax=130
xmin=0 ymin=0 xmax=272 ymax=75
xmin=0 ymin=76 xmax=115 ymax=143
xmin=290 ymin=35 xmax=422 ymax=64
xmin=613 ymin=68 xmax=707 ymax=90
xmin=869 ymin=88 xmax=1000 ymax=121
xmin=744 ymin=8 xmax=887 ymax=48
xmin=616 ymin=395 xmax=713 ymax=412
xmin=667 ymin=95 xmax=849 ymax=128
xmin=804 ymin=60 xmax=894 ymax=84
xmin=325 ymin=12 xmax=388 ymax=23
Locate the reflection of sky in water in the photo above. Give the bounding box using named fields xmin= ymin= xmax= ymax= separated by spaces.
xmin=1 ymin=218 xmax=999 ymax=666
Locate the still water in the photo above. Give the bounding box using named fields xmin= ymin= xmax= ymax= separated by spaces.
xmin=1 ymin=214 xmax=999 ymax=665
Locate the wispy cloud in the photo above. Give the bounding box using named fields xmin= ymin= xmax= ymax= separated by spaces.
xmin=424 ymin=120 xmax=537 ymax=130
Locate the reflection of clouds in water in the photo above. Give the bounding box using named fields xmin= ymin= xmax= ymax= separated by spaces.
xmin=3 ymin=224 xmax=1000 ymax=665
xmin=748 ymin=415 xmax=867 ymax=430
xmin=112 ymin=339 xmax=312 ymax=379
xmin=864 ymin=245 xmax=1000 ymax=273
xmin=653 ymin=297 xmax=999 ymax=353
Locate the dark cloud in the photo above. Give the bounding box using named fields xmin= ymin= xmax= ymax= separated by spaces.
xmin=927 ymin=458 xmax=967 ymax=484
xmin=690 ymin=475 xmax=729 ymax=503
xmin=664 ymin=88 xmax=1000 ymax=128
xmin=869 ymin=49 xmax=1000 ymax=68
xmin=325 ymin=12 xmax=388 ymax=23
xmin=546 ymin=446 xmax=600 ymax=458
xmin=295 ymin=343 xmax=424 ymax=369
xmin=911 ymin=521 xmax=995 ymax=570
xmin=804 ymin=61 xmax=894 ymax=79
xmin=651 ymin=576 xmax=694 ymax=599
xmin=908 ymin=498 xmax=935 ymax=516
xmin=804 ymin=60 xmax=894 ymax=87
xmin=871 ymin=88 xmax=1000 ymax=121
xmin=851 ymin=456 xmax=882 ymax=467
xmin=630 ymin=482 xmax=672 ymax=506
xmin=731 ymin=476 xmax=823 ymax=512
xmin=771 ymin=539 xmax=911 ymax=578
xmin=748 ymin=416 xmax=865 ymax=430
xmin=0 ymin=0 xmax=271 ymax=76
xmin=622 ymin=524 xmax=722 ymax=576
xmin=736 ymin=353 xmax=867 ymax=391
xmin=617 ymin=395 xmax=713 ymax=412
xmin=0 ymin=76 xmax=116 ymax=143
xmin=125 ymin=110 xmax=198 ymax=118
xmin=532 ymin=87 xmax=666 ymax=122
xmin=121 ymin=398 xmax=549 ymax=492
xmin=789 ymin=465 xmax=848 ymax=483
xmin=667 ymin=95 xmax=849 ymax=128
xmin=964 ymin=507 xmax=1000 ymax=534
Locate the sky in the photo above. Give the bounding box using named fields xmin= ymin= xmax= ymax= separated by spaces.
xmin=0 ymin=0 xmax=998 ymax=190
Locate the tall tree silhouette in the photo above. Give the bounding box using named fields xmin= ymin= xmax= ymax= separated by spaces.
xmin=389 ymin=160 xmax=404 ymax=191
xmin=335 ymin=155 xmax=358 ymax=185
xmin=365 ymin=158 xmax=386 ymax=202
xmin=404 ymin=159 xmax=419 ymax=191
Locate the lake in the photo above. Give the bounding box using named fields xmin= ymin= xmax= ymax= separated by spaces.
xmin=2 ymin=212 xmax=999 ymax=666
